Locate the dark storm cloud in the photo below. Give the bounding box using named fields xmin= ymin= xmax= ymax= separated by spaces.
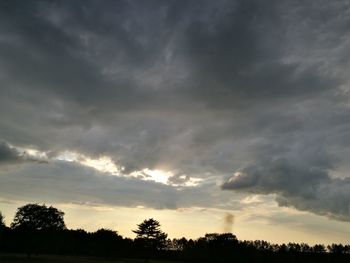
xmin=0 ymin=141 xmax=45 ymax=166
xmin=1 ymin=0 xmax=350 ymax=220
xmin=222 ymin=158 xmax=350 ymax=221
xmin=0 ymin=142 xmax=23 ymax=165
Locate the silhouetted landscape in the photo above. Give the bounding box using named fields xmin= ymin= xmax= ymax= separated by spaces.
xmin=0 ymin=204 xmax=349 ymax=263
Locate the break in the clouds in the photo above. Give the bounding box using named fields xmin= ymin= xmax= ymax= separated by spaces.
xmin=1 ymin=0 xmax=350 ymax=221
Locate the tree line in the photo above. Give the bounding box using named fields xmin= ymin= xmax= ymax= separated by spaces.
xmin=0 ymin=204 xmax=350 ymax=263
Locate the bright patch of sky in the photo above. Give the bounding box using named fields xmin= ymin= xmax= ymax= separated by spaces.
xmin=18 ymin=147 xmax=203 ymax=187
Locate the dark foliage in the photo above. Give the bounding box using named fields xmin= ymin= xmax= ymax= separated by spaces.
xmin=0 ymin=212 xmax=5 ymax=228
xmin=132 ymin=218 xmax=168 ymax=260
xmin=11 ymin=204 xmax=66 ymax=231
xmin=133 ymin=218 xmax=168 ymax=250
xmin=1 ymin=206 xmax=350 ymax=262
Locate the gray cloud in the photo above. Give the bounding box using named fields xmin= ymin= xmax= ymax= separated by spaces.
xmin=222 ymin=157 xmax=350 ymax=221
xmin=0 ymin=160 xmax=242 ymax=211
xmin=1 ymin=0 xmax=350 ymax=220
xmin=0 ymin=142 xmax=23 ymax=165
xmin=0 ymin=141 xmax=45 ymax=166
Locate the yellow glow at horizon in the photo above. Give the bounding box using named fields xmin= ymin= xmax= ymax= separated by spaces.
xmin=2 ymin=199 xmax=350 ymax=245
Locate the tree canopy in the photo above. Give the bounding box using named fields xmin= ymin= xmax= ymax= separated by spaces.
xmin=11 ymin=204 xmax=66 ymax=231
xmin=133 ymin=218 xmax=167 ymax=250
xmin=0 ymin=211 xmax=5 ymax=228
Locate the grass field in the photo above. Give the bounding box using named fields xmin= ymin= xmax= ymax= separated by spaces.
xmin=0 ymin=254 xmax=180 ymax=263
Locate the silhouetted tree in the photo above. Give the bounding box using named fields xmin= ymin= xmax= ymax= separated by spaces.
xmin=190 ymin=233 xmax=240 ymax=261
xmin=299 ymin=243 xmax=311 ymax=253
xmin=0 ymin=211 xmax=5 ymax=228
xmin=0 ymin=211 xmax=7 ymax=252
xmin=1 ymin=205 xmax=350 ymax=262
xmin=172 ymin=237 xmax=189 ymax=251
xmin=313 ymin=244 xmax=326 ymax=253
xmin=11 ymin=204 xmax=66 ymax=231
xmin=287 ymin=242 xmax=301 ymax=253
xmin=328 ymin=243 xmax=346 ymax=254
xmin=92 ymin=228 xmax=123 ymax=258
xmin=10 ymin=204 xmax=66 ymax=257
xmin=133 ymin=218 xmax=168 ymax=251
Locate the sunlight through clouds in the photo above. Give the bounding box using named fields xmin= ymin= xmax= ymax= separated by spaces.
xmin=130 ymin=168 xmax=203 ymax=187
xmin=22 ymin=147 xmax=203 ymax=187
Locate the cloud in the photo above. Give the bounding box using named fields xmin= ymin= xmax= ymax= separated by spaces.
xmin=0 ymin=141 xmax=46 ymax=166
xmin=222 ymin=158 xmax=350 ymax=221
xmin=0 ymin=159 xmax=243 ymax=211
xmin=1 ymin=0 xmax=350 ymax=220
xmin=0 ymin=142 xmax=23 ymax=165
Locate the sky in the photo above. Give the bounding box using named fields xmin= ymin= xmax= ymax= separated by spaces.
xmin=0 ymin=0 xmax=350 ymax=244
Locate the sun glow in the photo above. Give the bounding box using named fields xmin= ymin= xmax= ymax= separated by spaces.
xmin=130 ymin=168 xmax=172 ymax=184
xmin=17 ymin=148 xmax=203 ymax=187
xmin=80 ymin=156 xmax=122 ymax=175
xmin=129 ymin=168 xmax=203 ymax=187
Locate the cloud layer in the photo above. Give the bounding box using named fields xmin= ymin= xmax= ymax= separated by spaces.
xmin=0 ymin=0 xmax=350 ymax=220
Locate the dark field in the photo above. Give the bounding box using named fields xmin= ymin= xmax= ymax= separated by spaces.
xmin=0 ymin=254 xmax=179 ymax=263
